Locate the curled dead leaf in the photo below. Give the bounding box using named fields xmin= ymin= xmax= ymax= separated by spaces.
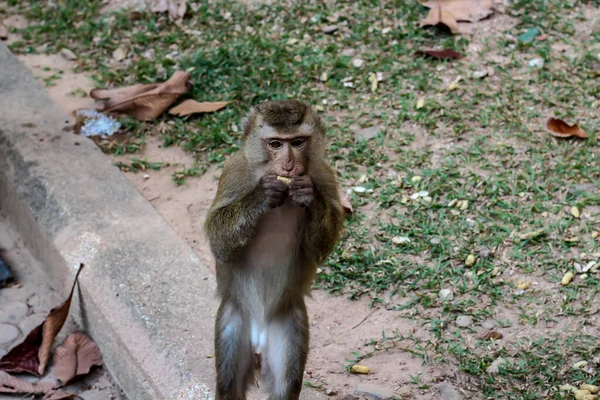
xmin=478 ymin=330 xmax=503 ymax=340
xmin=416 ymin=49 xmax=463 ymax=60
xmin=53 ymin=332 xmax=102 ymax=385
xmin=92 ymin=71 xmax=191 ymax=121
xmin=0 ymin=370 xmax=55 ymax=394
xmin=44 ymin=391 xmax=82 ymax=400
xmin=420 ymin=0 xmax=495 ymax=34
xmin=547 ymin=118 xmax=588 ymax=139
xmin=0 ymin=264 xmax=85 ymax=375
xmin=169 ymin=100 xmax=231 ymax=117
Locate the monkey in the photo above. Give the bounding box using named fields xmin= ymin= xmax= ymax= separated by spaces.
xmin=204 ymin=99 xmax=345 ymax=400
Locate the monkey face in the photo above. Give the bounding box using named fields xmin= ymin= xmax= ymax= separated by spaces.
xmin=264 ymin=135 xmax=309 ymax=178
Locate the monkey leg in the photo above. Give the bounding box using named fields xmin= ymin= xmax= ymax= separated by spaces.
xmin=215 ymin=300 xmax=254 ymax=400
xmin=263 ymin=299 xmax=309 ymax=400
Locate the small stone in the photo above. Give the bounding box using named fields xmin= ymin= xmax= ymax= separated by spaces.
xmin=354 ymin=383 xmax=397 ymax=400
xmin=352 ymin=58 xmax=365 ymax=68
xmin=341 ymin=48 xmax=356 ymax=57
xmin=439 ymin=382 xmax=463 ymax=400
xmin=60 ymin=48 xmax=77 ymax=61
xmin=143 ymin=173 xmax=151 ymax=180
xmin=322 ymin=25 xmax=339 ymax=34
xmin=0 ymin=323 xmax=20 ymax=345
xmin=472 ymin=69 xmax=488 ymax=79
xmin=325 ymin=388 xmax=337 ymax=396
xmin=481 ymin=320 xmax=496 ymax=330
xmin=456 ymin=315 xmax=473 ymax=328
xmin=113 ymin=47 xmax=127 ymax=62
xmin=439 ymin=288 xmax=454 ymax=301
xmin=355 ymin=125 xmax=381 ymax=142
xmin=0 ymin=302 xmax=28 ymax=323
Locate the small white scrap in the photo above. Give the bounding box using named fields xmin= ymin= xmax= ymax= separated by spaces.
xmin=75 ymin=109 xmax=121 ymax=137
xmin=529 ymin=58 xmax=544 ymax=68
xmin=392 ymin=236 xmax=411 ymax=245
xmin=353 ymin=186 xmax=367 ymax=193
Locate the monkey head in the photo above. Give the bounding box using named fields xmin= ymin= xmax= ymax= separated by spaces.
xmin=242 ymin=100 xmax=326 ymax=180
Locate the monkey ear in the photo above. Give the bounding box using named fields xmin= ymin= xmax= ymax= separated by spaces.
xmin=242 ymin=107 xmax=259 ymax=136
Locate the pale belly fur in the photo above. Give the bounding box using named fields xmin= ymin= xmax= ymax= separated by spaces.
xmin=234 ymin=200 xmax=305 ymax=356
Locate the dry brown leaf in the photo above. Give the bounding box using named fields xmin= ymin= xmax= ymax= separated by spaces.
xmin=93 ymin=71 xmax=191 ymax=121
xmin=0 ymin=371 xmax=55 ymax=394
xmin=478 ymin=330 xmax=504 ymax=340
xmin=44 ymin=391 xmax=82 ymax=400
xmin=416 ymin=49 xmax=463 ymax=60
xmin=420 ymin=0 xmax=494 ymax=33
xmin=53 ymin=332 xmax=102 ymax=385
xmin=0 ymin=264 xmax=85 ymax=375
xmin=169 ymin=100 xmax=231 ymax=116
xmin=90 ymin=83 xmax=161 ymax=107
xmin=547 ymin=118 xmax=588 ymax=139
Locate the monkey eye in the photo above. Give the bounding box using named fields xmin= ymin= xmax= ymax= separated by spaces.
xmin=269 ymin=140 xmax=283 ymax=149
xmin=291 ymin=138 xmax=305 ymax=148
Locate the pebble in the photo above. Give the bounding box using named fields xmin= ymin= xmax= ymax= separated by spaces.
xmin=352 ymin=58 xmax=365 ymax=68
xmin=481 ymin=320 xmax=496 ymax=330
xmin=322 ymin=25 xmax=339 ymax=34
xmin=439 ymin=382 xmax=463 ymax=400
xmin=0 ymin=323 xmax=20 ymax=345
xmin=456 ymin=315 xmax=473 ymax=328
xmin=60 ymin=48 xmax=77 ymax=61
xmin=341 ymin=48 xmax=356 ymax=57
xmin=528 ymin=58 xmax=544 ymax=68
xmin=439 ymin=288 xmax=454 ymax=301
xmin=0 ymin=302 xmax=28 ymax=323
xmin=354 ymin=383 xmax=397 ymax=400
xmin=472 ymin=69 xmax=488 ymax=79
xmin=112 ymin=47 xmax=127 ymax=62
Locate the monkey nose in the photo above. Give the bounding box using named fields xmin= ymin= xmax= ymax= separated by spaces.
xmin=282 ymin=163 xmax=293 ymax=172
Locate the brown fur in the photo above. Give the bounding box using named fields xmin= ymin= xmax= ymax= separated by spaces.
xmin=204 ymin=100 xmax=344 ymax=400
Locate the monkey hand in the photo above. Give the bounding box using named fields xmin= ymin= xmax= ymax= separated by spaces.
xmin=289 ymin=175 xmax=314 ymax=207
xmin=260 ymin=173 xmax=289 ymax=209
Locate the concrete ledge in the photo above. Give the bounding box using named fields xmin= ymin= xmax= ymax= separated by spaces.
xmin=0 ymin=43 xmax=218 ymax=399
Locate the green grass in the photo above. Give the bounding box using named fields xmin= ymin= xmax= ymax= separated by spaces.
xmin=4 ymin=0 xmax=599 ymax=397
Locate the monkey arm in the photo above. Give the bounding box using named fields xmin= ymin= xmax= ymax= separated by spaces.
xmin=303 ymin=165 xmax=345 ymax=264
xmin=204 ymin=156 xmax=266 ymax=264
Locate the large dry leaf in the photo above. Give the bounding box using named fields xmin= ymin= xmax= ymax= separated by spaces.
xmin=416 ymin=49 xmax=463 ymax=60
xmin=53 ymin=332 xmax=102 ymax=385
xmin=420 ymin=0 xmax=495 ymax=33
xmin=547 ymin=118 xmax=588 ymax=139
xmin=93 ymin=71 xmax=191 ymax=121
xmin=0 ymin=264 xmax=85 ymax=375
xmin=90 ymin=83 xmax=160 ymax=108
xmin=44 ymin=390 xmax=82 ymax=400
xmin=0 ymin=371 xmax=55 ymax=394
xmin=169 ymin=100 xmax=231 ymax=116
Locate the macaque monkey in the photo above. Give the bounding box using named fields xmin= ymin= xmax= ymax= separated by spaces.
xmin=204 ymin=100 xmax=345 ymax=400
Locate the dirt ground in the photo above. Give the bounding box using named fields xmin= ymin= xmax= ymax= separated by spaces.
xmin=4 ymin=52 xmax=455 ymax=399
